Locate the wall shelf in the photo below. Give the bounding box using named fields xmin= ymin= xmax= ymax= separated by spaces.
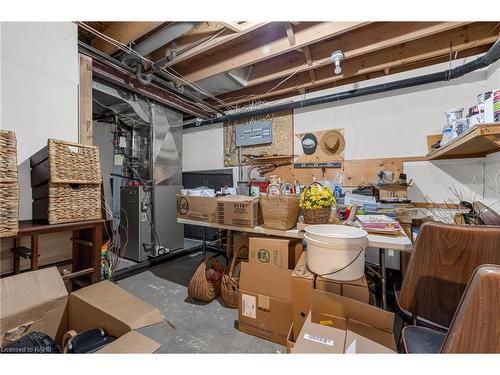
xmin=426 ymin=124 xmax=500 ymax=160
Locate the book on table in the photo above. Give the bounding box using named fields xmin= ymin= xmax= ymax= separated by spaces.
xmin=356 ymin=215 xmax=402 ymax=235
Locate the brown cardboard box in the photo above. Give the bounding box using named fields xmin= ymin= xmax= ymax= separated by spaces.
xmin=238 ymin=262 xmax=292 ymax=345
xmin=0 ymin=267 xmax=164 ymax=353
xmin=292 ymin=289 xmax=396 ymax=353
xmin=217 ymin=195 xmax=260 ymax=227
xmin=290 ymin=251 xmax=315 ymax=337
xmin=290 ymin=252 xmax=370 ymax=336
xmin=286 ymin=323 xmax=296 ymax=353
xmin=316 ymin=275 xmax=370 ymax=304
xmin=176 ymin=194 xmax=217 ymax=223
xmin=249 ymin=236 xmax=303 ymax=270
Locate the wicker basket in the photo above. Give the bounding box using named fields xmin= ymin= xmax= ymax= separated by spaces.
xmin=0 ymin=130 xmax=18 ymax=183
xmin=188 ymin=257 xmax=224 ymax=302
xmin=221 ymin=244 xmax=247 ymax=308
xmin=0 ymin=183 xmax=19 ymax=237
xmin=260 ymin=194 xmax=300 ymax=230
xmin=48 ymin=183 xmax=101 ymax=224
xmin=302 ymin=182 xmax=333 ymax=224
xmin=48 ymin=139 xmax=101 ymax=184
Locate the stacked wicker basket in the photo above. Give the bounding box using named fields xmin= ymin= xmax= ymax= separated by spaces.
xmin=0 ymin=130 xmax=19 ymax=237
xmin=30 ymin=139 xmax=102 ymax=224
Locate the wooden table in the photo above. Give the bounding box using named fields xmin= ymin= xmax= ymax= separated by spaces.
xmin=177 ymin=218 xmax=413 ymax=309
xmin=2 ymin=219 xmax=105 ymax=286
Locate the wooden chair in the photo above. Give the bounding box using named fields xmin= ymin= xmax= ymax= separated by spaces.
xmin=402 ymin=264 xmax=500 ymax=353
xmin=398 ymin=221 xmax=500 ymax=328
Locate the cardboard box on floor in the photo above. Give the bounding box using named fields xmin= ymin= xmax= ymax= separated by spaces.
xmin=217 ymin=195 xmax=260 ymax=227
xmin=0 ymin=267 xmax=164 ymax=353
xmin=292 ymin=289 xmax=396 ymax=354
xmin=176 ymin=194 xmax=217 ymax=223
xmin=238 ymin=262 xmax=292 ymax=345
xmin=290 ymin=252 xmax=369 ymax=339
xmin=249 ymin=236 xmax=303 ymax=270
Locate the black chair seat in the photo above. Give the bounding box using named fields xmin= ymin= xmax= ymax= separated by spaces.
xmin=402 ymin=326 xmax=446 ymax=353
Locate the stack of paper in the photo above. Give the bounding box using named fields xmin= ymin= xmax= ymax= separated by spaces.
xmin=356 ymin=215 xmax=401 ymax=235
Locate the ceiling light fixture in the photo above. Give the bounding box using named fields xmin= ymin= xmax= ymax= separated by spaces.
xmin=331 ymin=50 xmax=344 ymax=75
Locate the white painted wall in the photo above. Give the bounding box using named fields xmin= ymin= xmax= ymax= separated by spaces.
xmin=1 ymin=22 xmax=79 ymax=219
xmin=183 ymin=54 xmax=500 ymax=212
xmin=0 ymin=22 xmax=79 ymax=275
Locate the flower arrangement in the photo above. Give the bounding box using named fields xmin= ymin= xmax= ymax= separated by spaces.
xmin=300 ymin=183 xmax=335 ymax=210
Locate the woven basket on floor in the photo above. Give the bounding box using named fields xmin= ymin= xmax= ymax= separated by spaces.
xmin=221 ymin=243 xmax=247 ymax=308
xmin=302 ymin=182 xmax=333 ymax=224
xmin=260 ymin=194 xmax=300 ymax=230
xmin=48 ymin=139 xmax=101 ymax=184
xmin=188 ymin=257 xmax=224 ymax=302
xmin=0 ymin=130 xmax=18 ymax=183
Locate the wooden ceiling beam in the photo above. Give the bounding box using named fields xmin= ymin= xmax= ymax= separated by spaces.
xmin=285 ymin=22 xmax=296 ymax=46
xmin=159 ymin=21 xmax=271 ymax=68
xmin=176 ymin=22 xmax=368 ymax=82
xmin=219 ymin=22 xmax=243 ymax=32
xmin=215 ymin=24 xmax=498 ymax=106
xmin=90 ymin=21 xmax=164 ymax=55
xmin=247 ymin=21 xmax=473 ymax=88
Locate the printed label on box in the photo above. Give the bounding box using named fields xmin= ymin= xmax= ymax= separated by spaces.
xmin=242 ymin=294 xmax=256 ymax=319
xmin=303 ymin=333 xmax=334 ymax=347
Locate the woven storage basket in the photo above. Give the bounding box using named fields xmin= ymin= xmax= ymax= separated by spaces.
xmin=0 ymin=130 xmax=18 ymax=183
xmin=46 ymin=183 xmax=101 ymax=224
xmin=302 ymin=182 xmax=333 ymax=224
xmin=260 ymin=194 xmax=300 ymax=230
xmin=188 ymin=257 xmax=224 ymax=302
xmin=48 ymin=139 xmax=101 ymax=184
xmin=0 ymin=183 xmax=19 ymax=237
xmin=221 ymin=243 xmax=247 ymax=308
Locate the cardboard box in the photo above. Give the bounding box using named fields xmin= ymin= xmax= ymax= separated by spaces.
xmin=292 ymin=289 xmax=396 ymax=354
xmin=286 ymin=323 xmax=296 ymax=353
xmin=290 ymin=252 xmax=370 ymax=335
xmin=316 ymin=275 xmax=370 ymax=304
xmin=238 ymin=262 xmax=292 ymax=345
xmin=249 ymin=236 xmax=303 ymax=269
xmin=0 ymin=267 xmax=164 ymax=353
xmin=176 ymin=194 xmax=217 ymax=223
xmin=290 ymin=251 xmax=315 ymax=336
xmin=217 ymin=195 xmax=260 ymax=227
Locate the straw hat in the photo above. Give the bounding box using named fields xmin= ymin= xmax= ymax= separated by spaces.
xmin=320 ymin=130 xmax=345 ymax=155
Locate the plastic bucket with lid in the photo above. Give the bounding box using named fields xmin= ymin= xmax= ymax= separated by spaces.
xmin=304 ymin=224 xmax=368 ymax=281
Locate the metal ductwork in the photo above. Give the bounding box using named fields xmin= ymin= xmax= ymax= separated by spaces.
xmin=184 ymin=37 xmax=500 ymax=129
xmin=132 ymin=22 xmax=198 ymax=57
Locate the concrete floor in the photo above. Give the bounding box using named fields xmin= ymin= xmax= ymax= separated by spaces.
xmin=117 ymin=250 xmax=286 ymax=353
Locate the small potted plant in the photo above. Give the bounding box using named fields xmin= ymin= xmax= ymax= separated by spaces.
xmin=300 ymin=181 xmax=335 ymax=224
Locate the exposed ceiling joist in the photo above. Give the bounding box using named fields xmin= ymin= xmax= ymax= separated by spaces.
xmin=159 ymin=21 xmax=271 ymax=68
xmin=176 ymin=21 xmax=369 ymax=82
xmin=90 ymin=22 xmax=164 ymax=55
xmin=215 ymin=23 xmax=498 ymax=106
xmin=247 ymin=21 xmax=473 ymax=88
xmin=219 ymin=22 xmax=243 ymax=32
xmin=285 ymin=22 xmax=296 ymax=46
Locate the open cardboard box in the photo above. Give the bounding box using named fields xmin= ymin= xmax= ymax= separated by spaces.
xmin=290 ymin=252 xmax=370 ymax=338
xmin=0 ymin=267 xmax=165 ymax=353
xmin=292 ymin=289 xmax=397 ymax=354
xmin=238 ymin=262 xmax=292 ymax=345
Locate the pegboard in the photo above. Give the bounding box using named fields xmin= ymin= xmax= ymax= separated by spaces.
xmin=223 ymin=110 xmax=293 ymax=167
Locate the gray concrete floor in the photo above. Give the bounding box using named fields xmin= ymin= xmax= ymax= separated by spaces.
xmin=117 ymin=250 xmax=286 ymax=353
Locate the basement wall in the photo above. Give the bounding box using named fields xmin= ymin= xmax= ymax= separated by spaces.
xmin=183 ymin=55 xmax=500 ymax=270
xmin=0 ymin=22 xmax=79 ymax=274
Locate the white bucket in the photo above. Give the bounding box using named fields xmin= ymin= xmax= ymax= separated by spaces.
xmin=304 ymin=225 xmax=368 ymax=281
